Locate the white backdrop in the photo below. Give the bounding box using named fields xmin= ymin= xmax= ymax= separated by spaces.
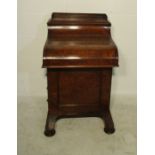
xmin=18 ymin=0 xmax=136 ymax=98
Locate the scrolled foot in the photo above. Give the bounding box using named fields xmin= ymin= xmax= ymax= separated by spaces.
xmin=44 ymin=113 xmax=57 ymax=137
xmin=102 ymin=109 xmax=115 ymax=134
xmin=104 ymin=127 xmax=115 ymax=134
xmin=44 ymin=128 xmax=56 ymax=137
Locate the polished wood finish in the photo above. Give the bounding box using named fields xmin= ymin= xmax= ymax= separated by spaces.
xmin=42 ymin=13 xmax=119 ymax=136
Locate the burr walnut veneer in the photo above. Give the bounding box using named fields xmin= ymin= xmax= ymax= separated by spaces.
xmin=42 ymin=13 xmax=119 ymax=136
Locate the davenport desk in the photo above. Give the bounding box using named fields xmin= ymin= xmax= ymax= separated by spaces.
xmin=42 ymin=12 xmax=119 ymax=137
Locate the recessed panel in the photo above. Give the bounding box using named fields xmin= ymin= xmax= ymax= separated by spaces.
xmin=59 ymin=70 xmax=101 ymax=106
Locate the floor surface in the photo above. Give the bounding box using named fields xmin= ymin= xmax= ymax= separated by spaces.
xmin=18 ymin=96 xmax=136 ymax=155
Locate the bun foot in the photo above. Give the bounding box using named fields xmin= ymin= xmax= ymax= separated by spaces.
xmin=44 ymin=129 xmax=56 ymax=137
xmin=104 ymin=127 xmax=115 ymax=134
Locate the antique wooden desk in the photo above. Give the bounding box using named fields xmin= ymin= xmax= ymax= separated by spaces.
xmin=42 ymin=13 xmax=119 ymax=136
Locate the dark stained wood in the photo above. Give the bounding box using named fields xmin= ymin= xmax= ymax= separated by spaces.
xmin=47 ymin=12 xmax=110 ymax=26
xmin=43 ymin=12 xmax=118 ymax=69
xmin=42 ymin=13 xmax=119 ymax=136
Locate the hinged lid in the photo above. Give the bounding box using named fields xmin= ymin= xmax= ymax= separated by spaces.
xmin=42 ymin=12 xmax=118 ymax=68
